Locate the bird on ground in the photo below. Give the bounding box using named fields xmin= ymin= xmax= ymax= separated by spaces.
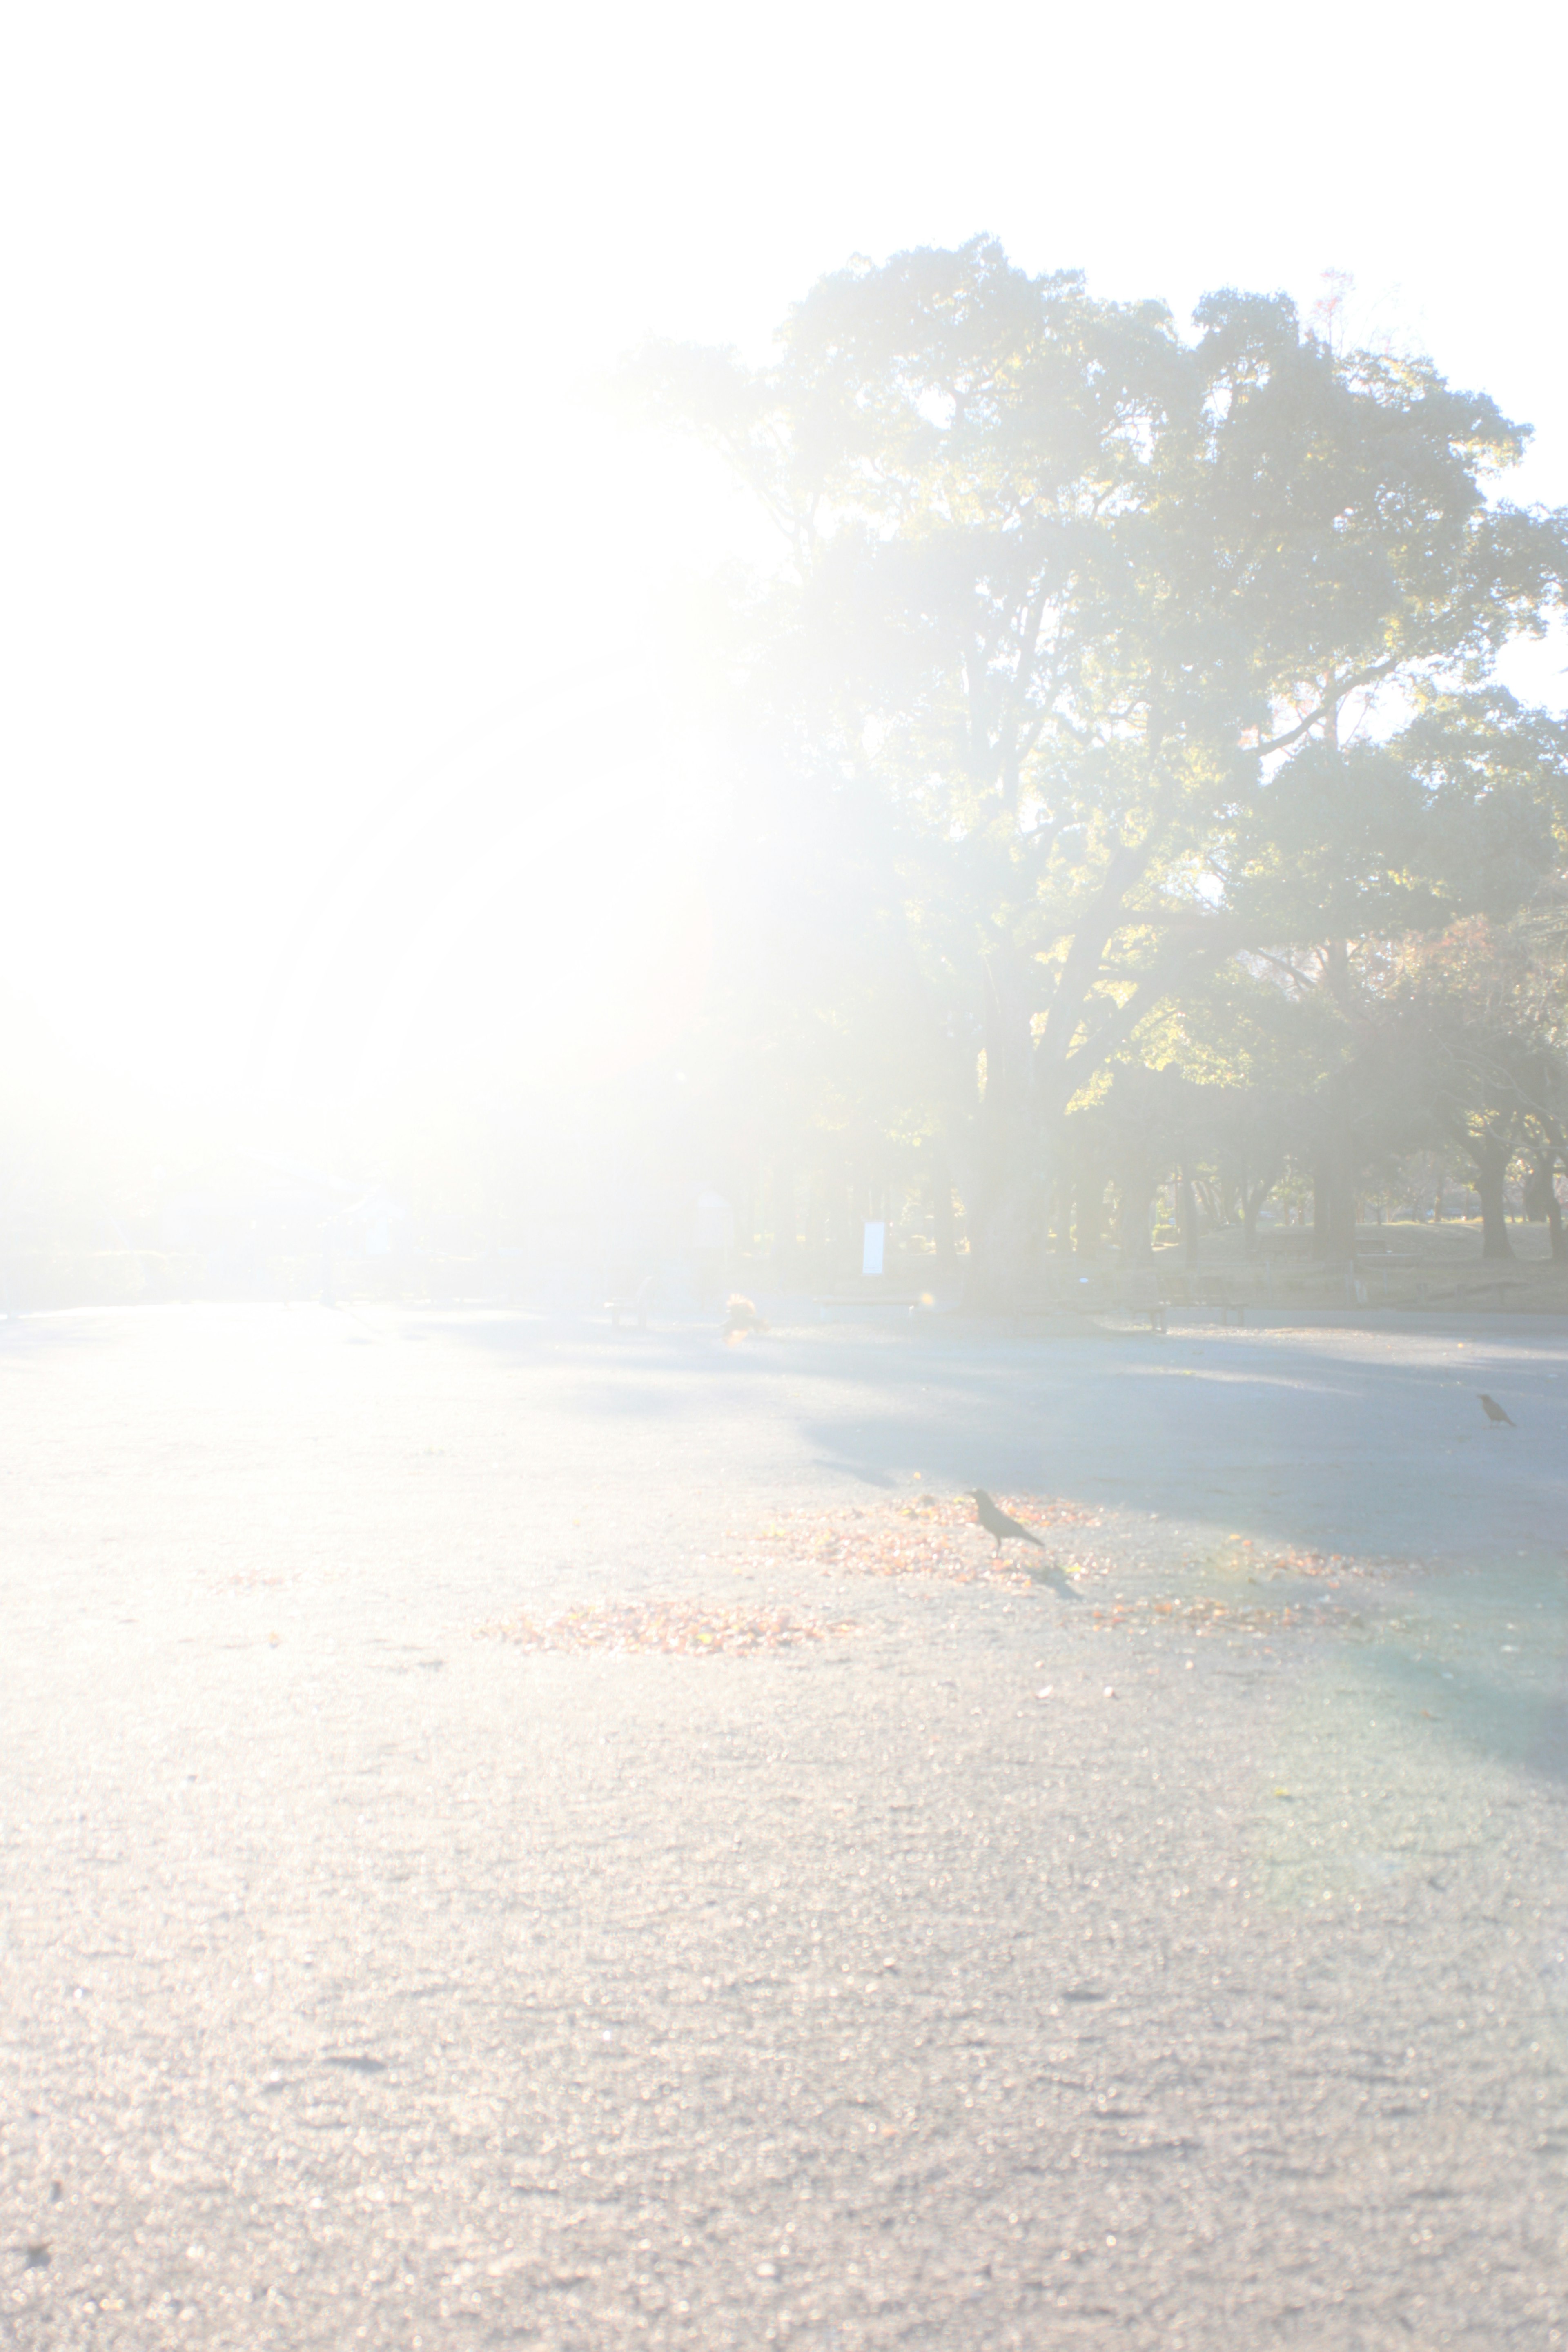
xmin=1479 ymin=1392 xmax=1515 ymax=1426
xmin=970 ymin=1488 xmax=1047 ymax=1553
xmin=722 ymin=1294 xmax=768 ymax=1337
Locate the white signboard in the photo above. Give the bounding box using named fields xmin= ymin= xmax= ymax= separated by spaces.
xmin=862 ymin=1220 xmax=886 ymax=1277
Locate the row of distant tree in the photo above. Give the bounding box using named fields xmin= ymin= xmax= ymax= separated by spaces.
xmin=626 ymin=239 xmax=1568 ymax=1282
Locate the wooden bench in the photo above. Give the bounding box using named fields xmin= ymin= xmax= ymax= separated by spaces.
xmin=1117 ymin=1271 xmax=1167 ymax=1332
xmin=608 ymin=1274 xmax=658 ymax=1330
xmin=1466 ymin=1276 xmax=1531 ymax=1309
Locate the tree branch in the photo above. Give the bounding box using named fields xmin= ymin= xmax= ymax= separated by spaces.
xmin=1253 ymin=662 xmax=1401 ymax=757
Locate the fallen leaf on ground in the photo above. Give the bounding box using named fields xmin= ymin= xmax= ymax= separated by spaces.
xmin=480 ymin=1601 xmax=853 ymax=1655
xmin=727 ymin=1495 xmax=1103 ymax=1591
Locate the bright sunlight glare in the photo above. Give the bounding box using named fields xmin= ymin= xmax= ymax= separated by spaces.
xmin=248 ymin=668 xmax=722 ymax=1115
xmin=4 ymin=0 xmax=1568 ymax=1176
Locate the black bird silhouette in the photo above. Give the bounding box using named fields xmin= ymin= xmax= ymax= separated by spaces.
xmin=1479 ymin=1392 xmax=1515 ymax=1427
xmin=970 ymin=1488 xmax=1046 ymax=1552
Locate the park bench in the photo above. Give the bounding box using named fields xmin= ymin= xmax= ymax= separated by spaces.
xmin=608 ymin=1274 xmax=658 ymax=1329
xmin=1194 ymin=1274 xmax=1248 ymax=1325
xmin=1466 ymin=1275 xmax=1532 ymax=1309
xmin=1117 ymin=1268 xmax=1167 ymax=1332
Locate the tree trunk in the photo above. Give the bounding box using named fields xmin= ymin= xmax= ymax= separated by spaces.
xmin=1179 ymin=1167 xmax=1200 ymax=1270
xmin=1524 ymin=1150 xmax=1566 ymax=1261
xmin=773 ymin=1156 xmax=798 ymax=1267
xmin=1194 ymin=1176 xmax=1224 ymax=1233
xmin=1242 ymin=1161 xmax=1280 ymax=1254
xmin=1311 ymin=1125 xmax=1357 ymax=1261
xmin=930 ymin=1139 xmax=958 ymax=1270
xmin=1468 ymin=1137 xmax=1515 ymax=1261
xmin=1117 ymin=1164 xmax=1155 ymax=1262
xmin=964 ymin=950 xmax=1051 ymax=1307
xmin=1047 ymin=1177 xmax=1065 ymax=1256
xmin=967 ymin=1162 xmax=1050 ymax=1305
xmin=1074 ymin=1172 xmax=1106 ymax=1260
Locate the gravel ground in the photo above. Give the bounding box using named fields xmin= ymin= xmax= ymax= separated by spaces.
xmin=4 ymin=1302 xmax=1568 ymax=2348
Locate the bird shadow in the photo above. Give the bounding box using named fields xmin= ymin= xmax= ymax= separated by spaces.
xmin=1026 ymin=1563 xmax=1083 ymax=1601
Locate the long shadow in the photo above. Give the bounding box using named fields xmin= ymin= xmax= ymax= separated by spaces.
xmin=1301 ymin=1564 xmax=1568 ymax=1789
xmin=418 ymin=1311 xmax=1568 ymax=1559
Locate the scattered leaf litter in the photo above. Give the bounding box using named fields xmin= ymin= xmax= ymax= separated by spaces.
xmin=1191 ymin=1536 xmax=1407 ymax=1585
xmin=481 ymin=1600 xmax=853 ymax=1656
xmin=483 ymin=1502 xmax=1415 ymax=1659
xmin=726 ymin=1497 xmax=1407 ymax=1635
xmin=727 ymin=1494 xmax=1103 ymax=1592
xmin=1090 ymin=1593 xmax=1351 ymax=1636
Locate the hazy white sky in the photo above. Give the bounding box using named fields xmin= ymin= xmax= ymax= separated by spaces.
xmin=4 ymin=0 xmax=1566 ymax=1136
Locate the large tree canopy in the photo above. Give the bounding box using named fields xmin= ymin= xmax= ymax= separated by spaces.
xmin=635 ymin=239 xmax=1568 ymax=1294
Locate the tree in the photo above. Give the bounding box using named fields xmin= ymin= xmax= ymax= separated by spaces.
xmin=635 ymin=241 xmax=1568 ymax=1300
xmin=1391 ymin=914 xmax=1568 ymax=1258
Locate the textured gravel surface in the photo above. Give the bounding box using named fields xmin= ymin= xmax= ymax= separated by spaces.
xmin=5 ymin=1303 xmax=1568 ymax=2348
